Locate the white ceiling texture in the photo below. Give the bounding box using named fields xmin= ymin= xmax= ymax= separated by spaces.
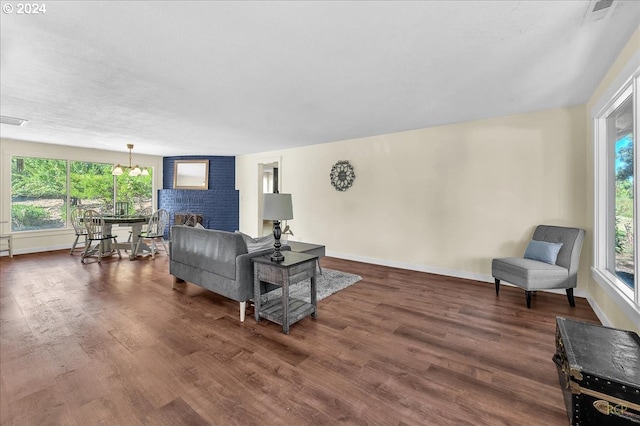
xmin=1 ymin=1 xmax=639 ymax=157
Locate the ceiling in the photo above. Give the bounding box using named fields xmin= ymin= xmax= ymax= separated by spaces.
xmin=1 ymin=1 xmax=639 ymax=157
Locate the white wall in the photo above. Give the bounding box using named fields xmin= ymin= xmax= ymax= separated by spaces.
xmin=0 ymin=138 xmax=164 ymax=254
xmin=237 ymin=105 xmax=588 ymax=286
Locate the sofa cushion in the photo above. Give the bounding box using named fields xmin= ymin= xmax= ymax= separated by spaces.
xmin=236 ymin=231 xmax=275 ymax=252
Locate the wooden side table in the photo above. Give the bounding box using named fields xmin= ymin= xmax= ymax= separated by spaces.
xmin=253 ymin=251 xmax=318 ymax=334
xmin=286 ymin=241 xmax=325 ymax=274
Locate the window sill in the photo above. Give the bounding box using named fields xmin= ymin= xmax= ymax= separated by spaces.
xmin=592 ymin=267 xmax=640 ymax=330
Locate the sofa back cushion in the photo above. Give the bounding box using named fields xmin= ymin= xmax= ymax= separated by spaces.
xmin=236 ymin=231 xmax=275 ymax=252
xmin=171 ymin=225 xmax=248 ymax=280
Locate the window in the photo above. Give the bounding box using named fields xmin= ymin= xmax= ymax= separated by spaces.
xmin=594 ymin=71 xmax=639 ymax=314
xmin=609 ymin=95 xmax=634 ymax=290
xmin=11 ymin=157 xmax=67 ymax=231
xmin=115 ymin=173 xmax=153 ymax=214
xmin=11 ymin=157 xmax=153 ymax=232
xmin=69 ymin=161 xmax=115 ymax=213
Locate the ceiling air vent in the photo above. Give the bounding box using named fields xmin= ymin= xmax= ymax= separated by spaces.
xmin=0 ymin=115 xmax=29 ymax=126
xmin=582 ymin=0 xmax=616 ymax=25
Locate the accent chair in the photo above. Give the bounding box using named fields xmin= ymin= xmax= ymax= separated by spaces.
xmin=492 ymin=225 xmax=585 ymax=308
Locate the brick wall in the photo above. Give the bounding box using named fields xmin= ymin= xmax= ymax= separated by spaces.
xmin=159 ymin=156 xmax=239 ymax=232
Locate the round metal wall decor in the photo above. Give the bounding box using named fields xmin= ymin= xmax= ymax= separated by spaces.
xmin=330 ymin=160 xmax=356 ymax=191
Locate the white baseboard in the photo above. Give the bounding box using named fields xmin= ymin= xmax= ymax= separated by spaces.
xmin=585 ymin=296 xmax=613 ymax=327
xmin=1 ymin=244 xmax=72 ymax=256
xmin=326 ymin=251 xmax=589 ymax=299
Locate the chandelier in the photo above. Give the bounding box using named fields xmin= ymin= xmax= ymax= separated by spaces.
xmin=111 ymin=144 xmax=149 ymax=176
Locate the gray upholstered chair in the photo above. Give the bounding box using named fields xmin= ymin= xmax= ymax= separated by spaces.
xmin=492 ymin=225 xmax=585 ymax=308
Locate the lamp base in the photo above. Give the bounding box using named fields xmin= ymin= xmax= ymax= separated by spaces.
xmin=270 ymin=251 xmax=285 ymax=262
xmin=271 ymin=220 xmax=285 ymax=262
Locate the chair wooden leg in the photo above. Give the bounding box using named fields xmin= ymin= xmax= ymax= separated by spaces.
xmin=114 ymin=237 xmax=122 ymax=259
xmin=566 ymin=288 xmax=576 ymax=307
xmin=494 ymin=278 xmax=500 ymax=296
xmin=81 ymin=241 xmax=99 ymax=264
xmin=70 ymin=235 xmax=80 ymax=254
xmin=80 ymin=244 xmax=88 ymax=263
xmin=525 ymin=291 xmax=532 ymax=308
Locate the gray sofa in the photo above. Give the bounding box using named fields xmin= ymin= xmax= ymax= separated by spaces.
xmin=170 ymin=225 xmax=287 ymax=322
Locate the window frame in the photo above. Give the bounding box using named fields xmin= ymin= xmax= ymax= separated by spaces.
xmin=9 ymin=155 xmax=154 ymax=233
xmin=593 ymin=69 xmax=640 ymax=321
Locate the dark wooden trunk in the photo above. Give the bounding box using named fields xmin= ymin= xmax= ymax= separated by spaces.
xmin=553 ymin=317 xmax=640 ymax=425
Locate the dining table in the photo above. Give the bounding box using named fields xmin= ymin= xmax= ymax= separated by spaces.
xmin=99 ymin=215 xmax=151 ymax=260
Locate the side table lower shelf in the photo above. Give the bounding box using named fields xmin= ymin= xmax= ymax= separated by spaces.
xmin=258 ymin=298 xmax=316 ymax=328
xmin=253 ymin=251 xmax=318 ymax=334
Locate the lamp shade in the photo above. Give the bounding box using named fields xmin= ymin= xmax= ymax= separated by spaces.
xmin=129 ymin=166 xmax=142 ymax=176
xmin=263 ymin=193 xmax=293 ymax=220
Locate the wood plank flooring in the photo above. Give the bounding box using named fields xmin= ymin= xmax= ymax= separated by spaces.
xmin=1 ymin=251 xmax=600 ymax=425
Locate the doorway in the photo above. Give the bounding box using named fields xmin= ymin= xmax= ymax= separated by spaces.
xmin=259 ymin=161 xmax=279 ymax=236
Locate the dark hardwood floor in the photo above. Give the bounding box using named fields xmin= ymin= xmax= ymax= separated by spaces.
xmin=1 ymin=250 xmax=600 ymax=425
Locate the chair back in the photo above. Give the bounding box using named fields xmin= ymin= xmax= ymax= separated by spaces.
xmin=138 ymin=207 xmax=153 ymax=218
xmin=531 ymin=225 xmax=585 ymax=284
xmin=146 ymin=209 xmax=170 ymax=237
xmin=70 ymin=208 xmax=86 ymax=235
xmin=83 ymin=209 xmax=108 ymax=239
xmin=115 ymin=201 xmax=129 ymax=217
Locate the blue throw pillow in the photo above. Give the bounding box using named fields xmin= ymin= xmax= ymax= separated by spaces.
xmin=524 ymin=240 xmax=563 ymax=265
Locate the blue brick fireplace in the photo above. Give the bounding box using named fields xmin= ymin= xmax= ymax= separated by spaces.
xmin=159 ymin=156 xmax=239 ymax=232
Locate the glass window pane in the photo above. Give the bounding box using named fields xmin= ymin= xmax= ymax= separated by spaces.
xmin=70 ymin=161 xmax=115 ymax=214
xmin=11 ymin=157 xmax=67 ymax=231
xmin=608 ymin=95 xmax=634 ymax=290
xmin=115 ymin=169 xmax=153 ymax=215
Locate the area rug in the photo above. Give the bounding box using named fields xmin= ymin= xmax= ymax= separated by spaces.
xmin=263 ymin=268 xmax=362 ymax=303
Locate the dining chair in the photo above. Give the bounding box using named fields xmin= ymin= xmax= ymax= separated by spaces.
xmin=114 ymin=201 xmax=129 ymax=217
xmin=69 ymin=207 xmax=88 ymax=255
xmin=0 ymin=221 xmax=12 ymax=258
xmin=127 ymin=207 xmax=153 ymax=243
xmin=135 ymin=209 xmax=170 ymax=259
xmin=138 ymin=207 xmax=153 ymax=217
xmin=81 ymin=209 xmax=122 ymax=264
